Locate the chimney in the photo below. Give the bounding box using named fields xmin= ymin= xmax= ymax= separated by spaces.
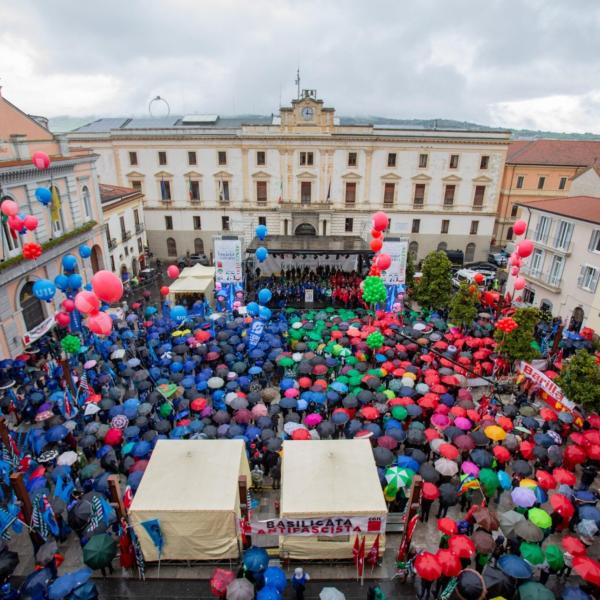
xmin=9 ymin=135 xmax=30 ymax=160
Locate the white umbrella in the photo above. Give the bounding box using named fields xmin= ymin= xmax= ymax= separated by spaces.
xmin=57 ymin=451 xmax=78 ymax=466
xmin=283 ymin=422 xmax=306 ymax=436
xmin=434 ymin=457 xmax=459 ymax=476
xmin=319 ymin=588 xmax=346 ymax=600
xmin=84 ymin=403 xmax=101 ymax=416
xmin=110 ymin=349 xmax=126 ymax=360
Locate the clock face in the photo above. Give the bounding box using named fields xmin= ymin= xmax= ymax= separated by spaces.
xmin=301 ymin=107 xmax=314 ymax=121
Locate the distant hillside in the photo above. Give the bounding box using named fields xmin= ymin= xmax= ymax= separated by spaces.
xmin=46 ymin=114 xmax=600 ymax=140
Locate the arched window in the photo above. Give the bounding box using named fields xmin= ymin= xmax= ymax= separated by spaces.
xmin=49 ymin=186 xmax=65 ymax=235
xmin=507 ymin=226 xmax=514 ymax=241
xmin=408 ymin=241 xmax=419 ymax=261
xmin=0 ymin=195 xmax=21 ymax=255
xmin=19 ymin=282 xmax=46 ymax=331
xmin=437 ymin=241 xmax=448 ymax=252
xmin=167 ymin=237 xmax=177 ymax=257
xmin=465 ymin=242 xmax=476 ymax=262
xmin=81 ymin=185 xmax=92 ymax=220
xmin=295 ymin=223 xmax=316 ymax=236
xmin=194 ymin=238 xmax=204 ymax=255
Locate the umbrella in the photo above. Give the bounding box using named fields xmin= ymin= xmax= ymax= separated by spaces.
xmin=35 ymin=540 xmax=58 ymax=566
xmin=414 ymin=551 xmax=442 ymax=581
xmin=439 ymin=483 xmax=458 ymax=505
xmin=434 ymin=458 xmax=458 ymax=476
xmin=82 ymin=533 xmax=117 ymax=569
xmin=437 ymin=517 xmax=457 ymax=535
xmin=499 ymin=510 xmax=525 ymax=535
xmin=472 ymin=529 xmax=494 ymax=553
xmin=319 ymin=588 xmax=346 ymax=600
xmin=456 ymin=569 xmax=485 ymax=600
xmin=448 ymin=534 xmax=475 ymax=559
xmin=514 ymin=520 xmax=543 ymax=543
xmin=562 ymin=535 xmax=587 ymax=556
xmin=57 ymin=451 xmax=78 ymax=466
xmin=436 ymin=548 xmax=461 ymax=577
xmin=511 ymin=487 xmax=536 ymax=508
xmin=498 ymin=554 xmax=533 ymax=579
xmin=0 ymin=548 xmax=19 ymax=580
xmin=373 ymin=447 xmax=394 ymax=467
xmin=512 ymin=460 xmax=533 ymax=476
xmin=20 ymin=567 xmax=53 ymax=599
xmin=227 ymin=578 xmax=255 ymax=600
xmin=518 ymin=581 xmax=555 ymax=600
xmin=211 ymin=568 xmax=236 ymax=597
xmin=473 ymin=507 xmax=499 ymax=531
xmin=563 ymin=588 xmax=591 ymax=600
xmin=573 ymin=556 xmax=600 ymax=586
xmin=528 ymin=507 xmax=551 ymax=529
xmin=263 ymin=566 xmax=287 ymax=592
xmin=242 ymin=546 xmax=269 ymax=573
xmin=483 ymin=565 xmax=515 ymax=599
xmin=520 ymin=542 xmax=544 ymax=565
xmin=544 ymin=544 xmax=564 ymax=571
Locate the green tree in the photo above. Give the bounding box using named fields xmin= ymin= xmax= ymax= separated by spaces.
xmin=556 ymin=349 xmax=600 ymax=411
xmin=494 ymin=307 xmax=541 ymax=364
xmin=450 ymin=281 xmax=479 ymax=329
xmin=413 ymin=251 xmax=453 ymax=311
xmin=405 ymin=252 xmax=415 ymax=295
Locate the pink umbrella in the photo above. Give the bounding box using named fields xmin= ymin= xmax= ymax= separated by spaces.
xmin=233 ymin=409 xmax=252 ymax=424
xmin=431 ymin=413 xmax=450 ymax=428
xmin=461 ymin=461 xmax=480 ymax=477
xmin=457 ymin=389 xmax=472 ymax=401
xmin=284 ymin=388 xmax=299 ymax=398
xmin=454 ymin=417 xmax=472 ymax=431
xmin=251 ymin=404 xmax=268 ymax=418
xmin=377 ymin=435 xmax=398 ymax=450
xmin=304 ymin=413 xmax=323 ymax=428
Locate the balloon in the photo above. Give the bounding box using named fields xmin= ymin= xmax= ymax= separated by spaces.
xmin=91 ymin=270 xmax=124 ymax=304
xmin=7 ymin=215 xmax=23 ymax=231
xmin=376 ymin=253 xmax=392 ymax=270
xmin=79 ymin=245 xmax=91 ymax=259
xmin=372 ymin=211 xmax=389 ymax=232
xmin=75 ymin=290 xmax=100 ymax=315
xmin=258 ymin=288 xmax=272 ymax=305
xmin=366 ymin=331 xmax=385 ymax=350
xmin=170 ymin=305 xmax=188 ymax=323
xmin=55 ymin=312 xmax=71 ymax=327
xmin=35 ymin=187 xmax=52 ymax=206
xmin=256 ymin=224 xmax=268 ymax=240
xmin=167 ymin=265 xmax=180 ymax=279
xmin=258 ymin=306 xmax=272 ymax=320
xmin=362 ymin=275 xmax=387 ymax=304
xmin=0 ymin=200 xmax=18 ymax=217
xmin=62 ymin=255 xmax=78 ymax=272
xmin=509 ymin=253 xmax=522 ymax=267
xmin=87 ymin=311 xmax=113 ymax=336
xmin=517 ymin=240 xmax=534 ymax=258
xmin=511 ymin=267 xmax=520 ymax=276
xmin=247 ymin=302 xmax=259 ymax=316
xmin=62 ymin=299 xmax=75 ymax=313
xmin=473 ymin=273 xmax=484 ymax=284
xmin=23 ymin=215 xmax=38 ymax=231
xmin=54 ymin=274 xmax=69 ymax=291
xmin=31 ymin=151 xmax=50 ymax=170
xmin=22 ymin=242 xmax=42 ymax=260
xmin=514 ymin=277 xmax=526 ymax=290
xmin=32 ymin=279 xmax=56 ymax=302
xmin=513 ymin=220 xmax=527 ymax=236
xmin=61 ymin=334 xmax=81 ymax=354
xmin=160 ymin=286 xmax=170 ymax=296
xmin=68 ymin=274 xmax=83 ymax=290
xmin=370 ymin=238 xmax=383 ymax=252
xmin=371 ymin=229 xmax=382 ymax=239
xmin=255 ymin=247 xmax=268 ymax=262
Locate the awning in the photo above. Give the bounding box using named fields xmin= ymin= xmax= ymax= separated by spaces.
xmin=168 ymin=263 xmax=215 ymax=295
xmin=246 ymin=235 xmax=372 ymax=255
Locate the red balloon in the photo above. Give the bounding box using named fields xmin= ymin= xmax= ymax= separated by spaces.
xmin=75 ymin=290 xmax=101 ymax=315
xmin=0 ymin=200 xmax=18 ymax=217
xmin=22 ymin=242 xmax=42 ymax=260
xmin=23 ymin=215 xmax=38 ymax=231
xmin=160 ymin=286 xmax=170 ymax=296
xmin=517 ymin=240 xmax=534 ymax=258
xmin=372 ymin=211 xmax=389 ymax=232
xmin=7 ymin=215 xmax=23 ymax=230
xmin=32 ymin=151 xmax=50 ymax=170
xmin=91 ymin=270 xmax=123 ymax=304
xmin=511 ymin=266 xmax=520 ymax=276
xmin=55 ymin=312 xmax=71 ymax=327
xmin=514 ymin=277 xmax=526 ymax=290
xmin=513 ymin=219 xmax=527 ymax=236
xmin=167 ymin=265 xmax=180 ymax=279
xmin=473 ymin=273 xmax=484 ymax=284
xmin=62 ymin=299 xmax=75 ymax=312
xmin=376 ymin=253 xmax=392 ymax=270
xmin=371 ymin=229 xmax=382 ymax=239
xmin=87 ymin=311 xmax=113 ymax=335
xmin=370 ymin=238 xmax=383 ymax=252
xmin=509 ymin=253 xmax=521 ymax=267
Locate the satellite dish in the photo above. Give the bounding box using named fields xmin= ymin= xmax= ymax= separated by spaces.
xmin=148 ymin=95 xmax=170 ymax=118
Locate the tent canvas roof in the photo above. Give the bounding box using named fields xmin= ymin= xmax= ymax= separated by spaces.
xmin=168 ymin=263 xmax=215 ymax=294
xmin=280 ymin=440 xmax=387 ymax=517
xmin=129 ymin=439 xmax=250 ymax=512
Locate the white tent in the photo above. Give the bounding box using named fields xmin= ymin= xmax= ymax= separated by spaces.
xmin=129 ymin=439 xmax=251 ymax=561
xmin=279 ymin=440 xmax=387 ymax=559
xmin=168 ymin=263 xmax=215 ymax=304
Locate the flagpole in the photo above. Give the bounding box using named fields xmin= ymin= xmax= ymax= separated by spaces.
xmin=360 ymin=535 xmax=365 ymax=587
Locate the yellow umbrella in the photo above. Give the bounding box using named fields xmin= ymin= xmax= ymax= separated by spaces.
xmin=484 ymin=425 xmax=507 ymax=441
xmin=403 ymin=371 xmax=417 ymax=380
xmin=519 ymin=479 xmax=538 ymax=488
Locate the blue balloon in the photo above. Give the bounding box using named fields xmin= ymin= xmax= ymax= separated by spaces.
xmin=170 ymin=305 xmax=188 ymax=323
xmin=84 ymin=283 xmax=93 ymax=291
xmin=257 ymin=288 xmax=272 ymax=305
xmin=32 ymin=279 xmax=56 ymax=302
xmin=255 ymin=246 xmax=268 ymax=262
xmin=68 ymin=273 xmax=83 ymax=290
xmin=246 ymin=302 xmax=259 ymax=316
xmin=79 ymin=245 xmax=91 ymax=259
xmin=255 ymin=224 xmax=268 ymax=241
xmin=62 ymin=254 xmax=77 ymax=272
xmin=35 ymin=187 xmax=52 ymax=206
xmin=258 ymin=306 xmax=272 ymax=320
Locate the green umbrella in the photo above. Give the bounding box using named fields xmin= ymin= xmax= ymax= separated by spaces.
xmin=277 ymin=357 xmax=295 ymax=368
xmin=544 ymin=544 xmax=564 ymax=571
xmin=391 ymin=405 xmax=408 ymax=421
xmin=479 ymin=468 xmax=499 ymax=495
xmin=345 ymin=356 xmax=358 ymax=365
xmin=80 ymin=463 xmax=102 ymax=480
xmin=518 ymin=581 xmax=555 ymax=600
xmin=528 ymin=508 xmax=551 ymax=529
xmin=159 ymin=403 xmax=173 ymax=418
xmin=83 ymin=534 xmax=117 ymax=569
xmin=519 ymin=542 xmax=544 ymax=565
xmin=385 ymin=466 xmax=415 ymax=488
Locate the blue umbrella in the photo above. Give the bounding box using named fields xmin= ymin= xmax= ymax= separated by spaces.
xmin=574 ymin=490 xmax=597 ymax=504
xmin=257 ymin=585 xmax=281 ymax=600
xmin=127 ymin=471 xmax=144 ymax=490
xmin=563 ymin=586 xmax=592 ymax=600
xmin=248 ymin=366 xmax=262 ymax=376
xmin=20 ymin=567 xmax=53 ymax=598
xmin=170 ymin=426 xmax=190 ymax=439
xmin=127 ymin=358 xmax=141 ymax=367
xmin=534 ymin=433 xmax=554 ymax=448
xmin=440 ymin=393 xmax=455 ymax=406
xmin=578 ymin=505 xmax=600 ymax=523
xmin=46 ymin=425 xmax=69 ymax=443
xmin=132 ymin=441 xmax=151 ymax=458
xmin=243 ymin=546 xmax=269 ymax=573
xmin=406 ymin=404 xmax=422 ymax=417
xmin=332 ymin=412 xmax=349 ymax=425
xmin=397 ymin=455 xmax=420 ymax=472
xmin=263 ymin=566 xmax=287 ymax=592
xmin=498 ymin=470 xmax=512 ymax=490
xmin=497 ymin=554 xmax=533 ymax=579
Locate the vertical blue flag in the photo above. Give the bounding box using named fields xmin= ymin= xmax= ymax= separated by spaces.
xmin=141 ymin=519 xmax=163 ymax=555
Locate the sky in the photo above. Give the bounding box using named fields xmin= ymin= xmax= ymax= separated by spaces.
xmin=1 ymin=0 xmax=600 ymax=132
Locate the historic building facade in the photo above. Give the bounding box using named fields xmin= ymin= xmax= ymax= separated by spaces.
xmin=68 ymin=91 xmax=510 ymax=265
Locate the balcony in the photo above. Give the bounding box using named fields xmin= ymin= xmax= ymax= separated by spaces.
xmin=121 ymin=232 xmax=132 ymax=242
xmin=189 ymin=197 xmax=201 ymax=205
xmin=256 ymin=200 xmax=267 ymax=207
xmin=135 ymin=223 xmax=144 ymax=234
xmin=107 ymin=238 xmax=118 ymax=250
xmin=279 ymin=201 xmax=333 ymax=211
xmin=521 ymin=267 xmax=562 ymax=292
xmin=472 ymin=204 xmax=484 ymax=211
xmin=533 ymin=237 xmax=573 ymax=255
xmin=443 ymin=203 xmax=455 ymax=210
xmin=413 ymin=201 xmax=425 ymax=210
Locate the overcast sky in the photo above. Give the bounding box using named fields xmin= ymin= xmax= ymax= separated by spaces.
xmin=2 ymin=0 xmax=600 ymax=132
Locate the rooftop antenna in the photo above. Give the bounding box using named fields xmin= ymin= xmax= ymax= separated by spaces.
xmin=295 ymin=68 xmax=301 ymax=100
xmin=148 ymin=96 xmax=170 ymax=118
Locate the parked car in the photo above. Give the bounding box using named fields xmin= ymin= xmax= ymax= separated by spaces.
xmin=488 ymin=251 xmax=508 ymax=267
xmin=177 ymin=254 xmax=210 ymax=268
xmin=452 ymin=268 xmax=496 ymax=288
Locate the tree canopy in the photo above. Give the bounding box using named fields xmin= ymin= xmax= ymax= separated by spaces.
xmin=449 ymin=281 xmax=479 ymax=329
xmin=414 ymin=251 xmax=453 ymax=311
xmin=494 ymin=307 xmax=541 ymax=364
xmin=556 ymin=349 xmax=600 ymax=411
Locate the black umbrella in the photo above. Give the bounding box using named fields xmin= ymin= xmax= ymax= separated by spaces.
xmin=444 ymin=426 xmax=463 ymax=442
xmin=153 ymin=419 xmax=171 ymax=433
xmin=548 ymin=445 xmax=563 ymax=465
xmin=373 ymin=447 xmax=394 ymax=467
xmin=419 ymin=462 xmax=440 ymax=483
xmin=317 ymin=421 xmax=335 ymax=438
xmin=439 ymin=483 xmax=458 ymax=506
xmin=203 ymin=425 xmax=217 ymax=438
xmin=456 ymin=569 xmax=486 ymax=600
xmin=482 ymin=565 xmax=515 ymax=599
xmin=80 ymin=435 xmax=97 ymax=449
xmin=470 ymin=449 xmax=494 ymax=467
xmin=266 ymin=438 xmax=282 ymax=451
xmin=137 ymin=381 xmax=152 ymax=391
xmin=470 ymin=431 xmax=489 ymax=447
xmin=511 ymin=460 xmax=533 ymax=476
xmin=35 ymin=541 xmax=57 ymax=566
xmin=260 ymin=428 xmax=275 ymax=441
xmin=357 ymin=390 xmax=373 ymax=404
xmin=387 ymin=428 xmax=407 ymax=443
xmin=100 ymin=450 xmax=119 ymax=473
xmin=279 ymin=397 xmax=297 ymax=410
xmin=284 ymin=412 xmax=300 ymax=423
xmin=68 ymin=500 xmax=92 ymax=531
xmin=213 ymin=410 xmax=230 ymax=424
xmin=343 ymin=396 xmax=359 ymax=408
xmin=407 ymin=429 xmax=425 ymax=445
xmin=0 ymin=548 xmax=19 ymax=580
xmin=404 ymin=448 xmax=427 ymax=463
xmin=132 ymin=371 xmax=148 ymax=382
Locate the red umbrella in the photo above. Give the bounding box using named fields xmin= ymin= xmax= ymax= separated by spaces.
xmin=436 ymin=549 xmax=461 ymax=577
xmin=414 ymin=552 xmax=442 ymax=581
xmin=104 ymin=428 xmax=123 ymax=446
xmin=360 ymin=406 xmax=380 ymax=420
xmin=422 ymin=482 xmax=440 ymax=500
xmin=573 ymin=556 xmax=600 ymax=586
xmin=588 ymin=415 xmax=600 ymax=429
xmin=493 ymin=446 xmax=511 ymax=463
xmin=448 ymin=534 xmax=476 ymax=559
xmin=535 ymin=470 xmax=556 ymax=491
xmin=439 ymin=443 xmax=459 ymax=460
xmin=520 ymin=440 xmax=535 ymax=460
xmin=441 ymin=375 xmax=460 ymax=386
xmin=450 ymin=406 xmax=467 ymax=418
xmin=437 ymin=518 xmax=457 ymax=535
xmin=312 ymin=364 xmax=328 ymax=375
xmin=291 ymin=429 xmax=311 ymax=441
xmin=298 ymin=377 xmax=312 ymax=388
xmin=570 ymin=432 xmax=586 ymax=446
xmin=129 ymin=459 xmax=148 ymax=473
xmin=191 ymin=397 xmax=207 ymax=412
xmin=431 ymin=384 xmax=447 ymax=394
xmin=418 ymin=396 xmax=438 ymax=409
xmin=467 ymin=409 xmax=481 ymax=423
xmin=553 ymin=467 xmax=577 ymax=486
xmin=583 ymin=429 xmax=600 ymax=446
xmin=210 ymin=568 xmax=235 ymax=597
xmin=540 ymin=408 xmax=558 ymax=422
xmin=377 ymin=435 xmax=398 ymax=450
xmin=496 ymin=416 xmax=513 ymax=432
xmin=425 ymin=428 xmax=442 ymax=442
xmin=550 ymin=493 xmax=574 ymax=519
xmin=234 ymin=409 xmax=252 ymax=424
xmin=564 ymin=445 xmax=587 ymax=468
xmin=586 ymin=445 xmax=600 ymax=461
xmin=562 ymin=535 xmax=587 ymax=556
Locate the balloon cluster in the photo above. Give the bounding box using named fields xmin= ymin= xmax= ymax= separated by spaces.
xmin=255 ymin=224 xmax=269 ymax=263
xmin=496 ymin=317 xmax=518 ymax=333
xmin=508 ymin=219 xmax=534 ymax=295
xmin=366 ymin=330 xmax=385 ymax=350
xmin=362 ymin=275 xmax=387 ymax=304
xmin=22 ymin=242 xmax=42 ymax=260
xmin=61 ymin=334 xmax=81 ymax=354
xmin=1 ymin=201 xmax=40 ymax=252
xmin=362 ymin=212 xmax=390 ymax=304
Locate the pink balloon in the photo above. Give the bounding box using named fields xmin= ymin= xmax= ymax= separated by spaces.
xmin=511 ymin=266 xmax=520 ymax=277
xmin=372 ymin=211 xmax=389 ymax=232
xmin=513 ymin=219 xmax=527 ymax=236
xmin=514 ymin=277 xmax=526 ymax=290
xmin=55 ymin=312 xmax=71 ymax=327
xmin=62 ymin=299 xmax=75 ymax=312
xmin=167 ymin=265 xmax=180 ymax=279
xmin=509 ymin=253 xmax=522 ymax=267
xmin=517 ymin=240 xmax=534 ymax=258
xmin=74 ymin=290 xmax=101 ymax=315
xmin=376 ymin=253 xmax=392 ymax=270
xmin=91 ymin=270 xmax=123 ymax=304
xmin=87 ymin=311 xmax=113 ymax=336
xmin=7 ymin=215 xmax=23 ymax=230
xmin=31 ymin=151 xmax=50 ymax=170
xmin=0 ymin=200 xmax=18 ymax=217
xmin=23 ymin=215 xmax=38 ymax=231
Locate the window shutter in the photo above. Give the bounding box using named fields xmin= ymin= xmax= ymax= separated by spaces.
xmin=577 ymin=265 xmax=585 ymax=287
xmin=592 ymin=268 xmax=600 ymax=292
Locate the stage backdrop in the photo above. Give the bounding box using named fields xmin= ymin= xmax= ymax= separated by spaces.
xmin=257 ymin=253 xmax=357 ymax=276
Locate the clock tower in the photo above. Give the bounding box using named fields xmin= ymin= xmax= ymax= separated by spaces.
xmin=280 ymin=90 xmax=335 ymax=132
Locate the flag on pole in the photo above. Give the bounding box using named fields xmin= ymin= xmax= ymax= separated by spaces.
xmin=278 ymin=180 xmax=283 ymax=203
xmin=326 ymin=180 xmax=331 ymax=203
xmin=357 ymin=536 xmax=366 ymax=578
xmin=123 ymin=486 xmax=134 ymax=511
xmin=50 ymin=186 xmax=61 ymax=223
xmin=218 ymin=179 xmax=224 ymax=203
xmin=366 ymin=534 xmax=380 ymax=569
xmin=352 ymin=535 xmax=360 ymax=569
xmin=77 ymin=371 xmax=89 ymax=406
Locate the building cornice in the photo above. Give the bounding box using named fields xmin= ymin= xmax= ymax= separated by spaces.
xmin=0 ymin=154 xmax=99 ymax=185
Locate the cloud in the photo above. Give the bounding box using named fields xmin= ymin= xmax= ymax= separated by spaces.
xmin=1 ymin=0 xmax=600 ymax=132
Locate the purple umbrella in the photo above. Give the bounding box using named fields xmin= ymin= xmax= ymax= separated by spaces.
xmin=454 ymin=417 xmax=472 ymax=431
xmin=462 ymin=461 xmax=480 ymax=477
xmin=431 ymin=414 xmax=450 ymax=428
xmin=511 ymin=487 xmax=536 ymax=508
